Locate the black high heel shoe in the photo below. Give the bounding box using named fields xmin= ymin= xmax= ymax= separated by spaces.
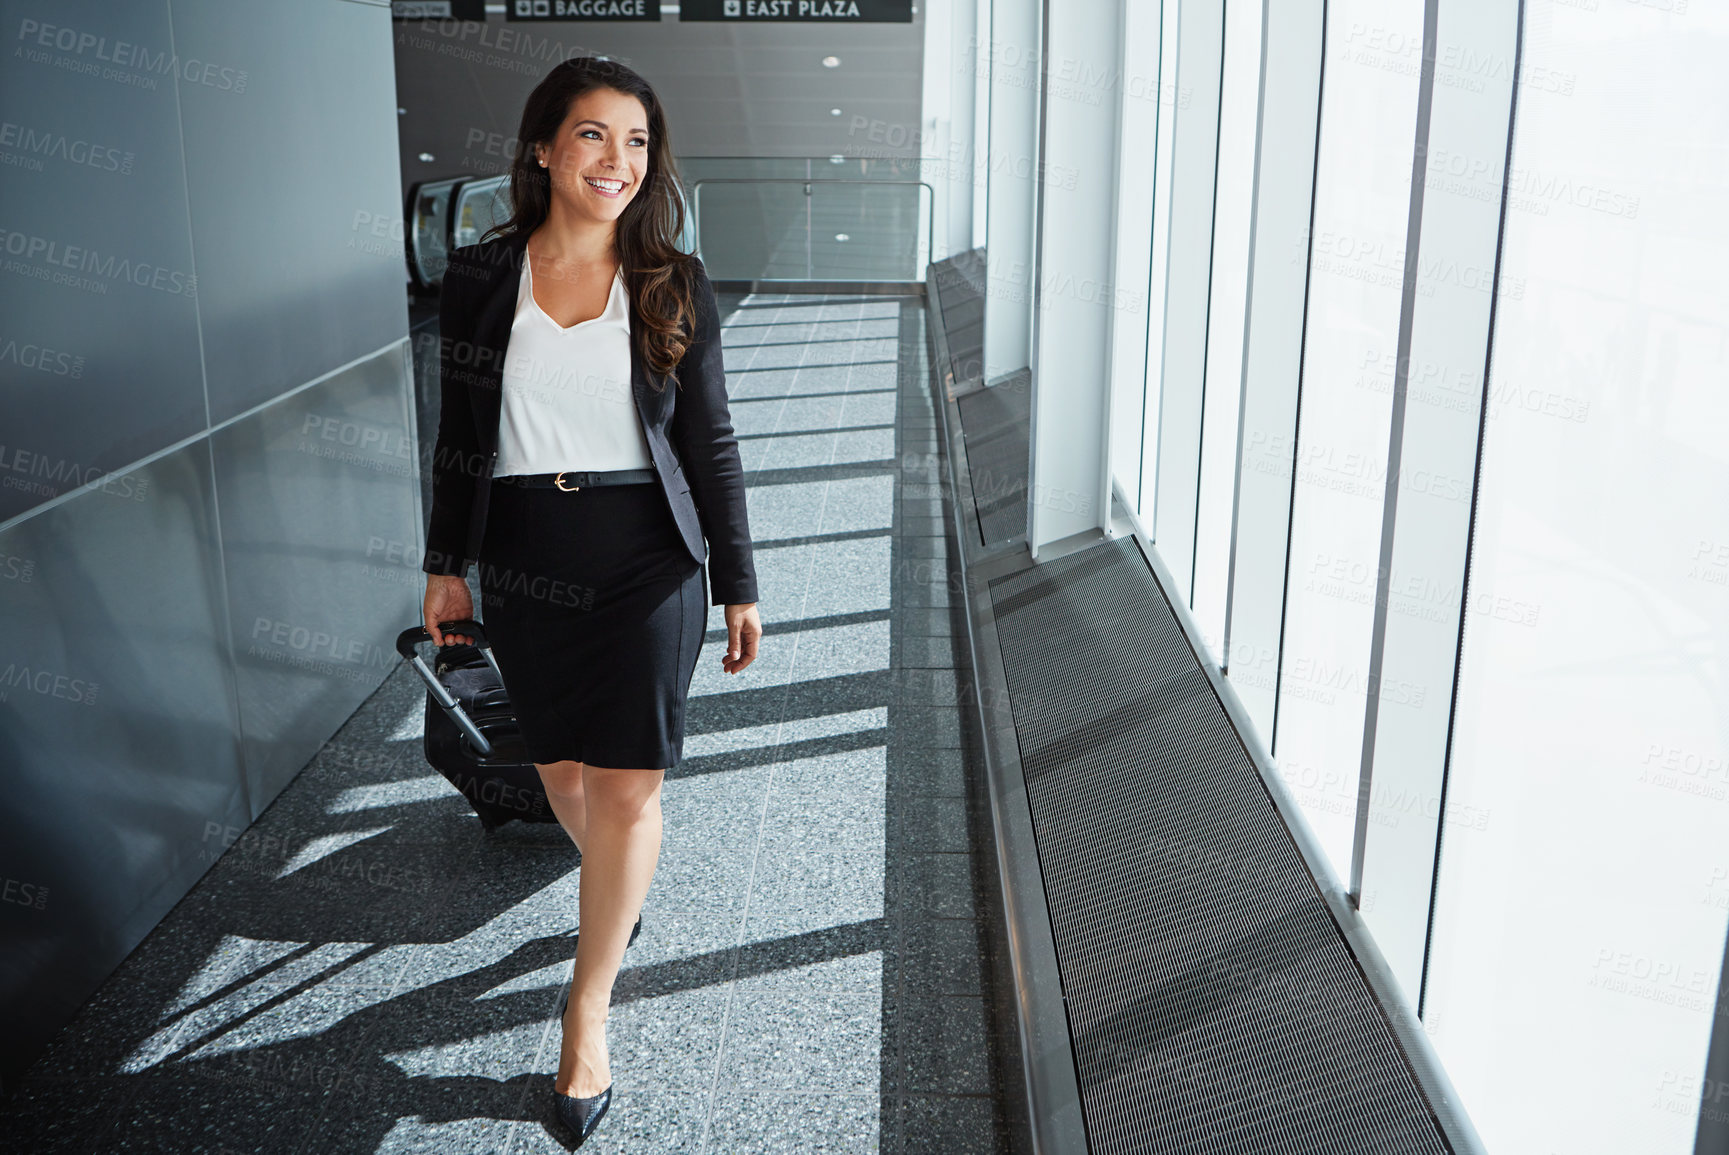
xmin=551 ymin=918 xmax=634 ymax=1147
xmin=554 ymin=1083 xmax=612 ymax=1147
xmin=557 ymin=915 xmax=641 ymax=1016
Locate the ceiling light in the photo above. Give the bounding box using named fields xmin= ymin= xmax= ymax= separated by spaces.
xmin=830 ymin=108 xmax=842 ymax=116
xmin=822 ymin=55 xmax=841 ymax=68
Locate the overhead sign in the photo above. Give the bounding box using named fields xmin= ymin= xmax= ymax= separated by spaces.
xmin=391 ymin=0 xmax=486 ymax=18
xmin=507 ymin=0 xmax=662 ymax=19
xmin=679 ymin=0 xmax=913 ymax=21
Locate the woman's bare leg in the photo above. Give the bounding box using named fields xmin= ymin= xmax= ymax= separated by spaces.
xmin=536 ymin=759 xmax=589 ymax=854
xmin=543 ymin=762 xmax=664 ymax=1099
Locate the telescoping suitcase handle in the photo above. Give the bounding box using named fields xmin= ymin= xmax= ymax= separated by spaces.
xmin=395 ymin=619 xmax=504 ymax=757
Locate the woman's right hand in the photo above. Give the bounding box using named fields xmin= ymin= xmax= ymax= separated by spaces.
xmin=423 ymin=574 xmax=475 ymax=647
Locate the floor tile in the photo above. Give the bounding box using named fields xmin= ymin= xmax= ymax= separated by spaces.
xmin=748 ymin=845 xmax=887 ymax=920
xmin=883 ymin=993 xmax=996 ymax=1096
xmin=0 ymin=1075 xmax=141 ymax=1153
xmin=536 ymin=987 xmax=730 ymax=1091
xmin=715 ymin=992 xmax=883 ymax=1094
xmin=105 ymin=1071 xmax=332 ymax=1153
xmin=702 ymin=1092 xmax=883 ymax=1153
xmin=890 ymin=1093 xmax=1002 ymax=1155
xmin=886 ymin=918 xmax=986 ymax=998
xmin=734 ymin=910 xmax=889 ymax=995
xmin=895 ymin=854 xmax=977 ymax=920
xmin=893 ymin=794 xmax=970 ymax=853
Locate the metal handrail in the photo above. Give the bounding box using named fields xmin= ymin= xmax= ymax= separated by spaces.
xmin=677 ymin=155 xmax=936 ymax=175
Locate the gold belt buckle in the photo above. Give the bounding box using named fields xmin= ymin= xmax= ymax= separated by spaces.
xmin=553 ymin=471 xmax=581 ymax=492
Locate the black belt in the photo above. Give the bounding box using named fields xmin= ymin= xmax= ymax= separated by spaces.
xmin=494 ymin=468 xmax=658 ymax=491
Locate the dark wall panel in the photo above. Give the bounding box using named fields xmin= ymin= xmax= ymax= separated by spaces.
xmin=173 ymin=0 xmax=411 ymax=422
xmin=0 ymin=441 xmax=249 ymax=1079
xmin=0 ymin=0 xmax=418 ymax=1090
xmin=0 ymin=0 xmax=207 ymax=523
xmin=211 ymin=345 xmax=421 ymax=810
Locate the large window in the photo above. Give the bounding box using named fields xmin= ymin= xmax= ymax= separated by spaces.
xmin=1188 ymin=0 xmax=1262 ymax=666
xmin=1273 ymin=0 xmax=1426 ymax=882
xmin=1126 ymin=0 xmax=1729 ymax=1148
xmin=1423 ymin=7 xmax=1729 ymax=1152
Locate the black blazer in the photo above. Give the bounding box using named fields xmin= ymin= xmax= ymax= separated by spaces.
xmin=420 ymin=228 xmax=758 ymax=606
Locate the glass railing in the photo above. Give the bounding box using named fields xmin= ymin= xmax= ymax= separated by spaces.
xmin=406 ymin=176 xmax=461 ymax=289
xmin=679 ymin=156 xmax=933 ymax=283
xmin=406 ymin=156 xmax=934 ymax=288
xmin=451 ymin=176 xmax=511 ymax=251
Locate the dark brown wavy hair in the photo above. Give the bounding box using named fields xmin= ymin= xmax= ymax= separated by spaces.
xmin=482 ymin=57 xmax=697 ymax=389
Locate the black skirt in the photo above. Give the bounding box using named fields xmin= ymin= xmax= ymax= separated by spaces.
xmin=477 ymin=477 xmax=707 ymax=769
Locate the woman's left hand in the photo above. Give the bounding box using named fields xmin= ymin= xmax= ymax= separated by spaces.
xmin=722 ymin=603 xmax=760 ymax=674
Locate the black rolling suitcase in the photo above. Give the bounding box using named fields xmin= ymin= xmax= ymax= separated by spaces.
xmin=395 ymin=619 xmax=558 ymax=830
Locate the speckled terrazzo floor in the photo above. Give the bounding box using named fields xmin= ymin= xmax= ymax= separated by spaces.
xmin=0 ymin=293 xmax=1014 ymax=1153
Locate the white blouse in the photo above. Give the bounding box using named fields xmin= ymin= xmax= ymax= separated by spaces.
xmin=493 ymin=256 xmax=653 ymax=476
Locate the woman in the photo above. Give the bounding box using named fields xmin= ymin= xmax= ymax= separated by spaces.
xmin=419 ymin=57 xmax=760 ymax=1145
